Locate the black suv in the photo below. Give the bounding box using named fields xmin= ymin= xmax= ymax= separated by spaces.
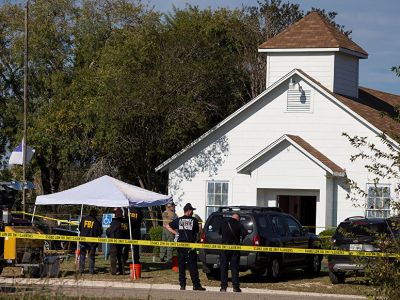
xmin=199 ymin=206 xmax=322 ymax=281
xmin=328 ymin=216 xmax=400 ymax=284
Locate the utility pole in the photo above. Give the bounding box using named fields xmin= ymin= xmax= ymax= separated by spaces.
xmin=22 ymin=0 xmax=29 ymax=216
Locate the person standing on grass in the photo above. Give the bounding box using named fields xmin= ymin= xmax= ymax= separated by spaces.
xmin=123 ymin=207 xmax=143 ymax=264
xmin=160 ymin=202 xmax=178 ymax=262
xmin=166 ymin=203 xmax=206 ymax=291
xmin=219 ymin=213 xmax=247 ymax=293
xmin=78 ymin=208 xmax=103 ymax=275
xmin=107 ymin=208 xmax=129 ymax=275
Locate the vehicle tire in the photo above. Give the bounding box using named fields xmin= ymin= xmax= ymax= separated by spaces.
xmin=306 ymin=254 xmax=321 ymax=275
xmin=205 ymin=268 xmax=221 ymax=280
xmin=251 ymin=268 xmax=267 ymax=276
xmin=267 ymin=257 xmax=281 ymax=281
xmin=329 ymin=270 xmax=345 ymax=284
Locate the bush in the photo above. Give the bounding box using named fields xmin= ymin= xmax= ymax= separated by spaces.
xmin=362 ymin=230 xmax=400 ymax=299
xmin=149 ymin=226 xmax=163 ymax=255
xmin=319 ymin=228 xmax=336 ymax=249
xmin=149 ymin=226 xmax=163 ymax=241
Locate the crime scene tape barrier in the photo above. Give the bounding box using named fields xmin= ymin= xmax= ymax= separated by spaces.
xmin=13 ymin=211 xmax=338 ymax=230
xmin=12 ymin=211 xmax=190 ymax=225
xmin=0 ymin=232 xmax=399 ymax=258
xmin=12 ymin=211 xmax=78 ymax=225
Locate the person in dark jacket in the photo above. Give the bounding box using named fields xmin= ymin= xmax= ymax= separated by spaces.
xmin=166 ymin=203 xmax=206 ymax=291
xmin=106 ymin=208 xmax=129 ymax=275
xmin=219 ymin=213 xmax=247 ymax=292
xmin=123 ymin=207 xmax=143 ymax=264
xmin=78 ymin=208 xmax=103 ymax=274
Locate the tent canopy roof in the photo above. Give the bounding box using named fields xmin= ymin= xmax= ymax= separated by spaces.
xmin=35 ymin=175 xmax=172 ymax=207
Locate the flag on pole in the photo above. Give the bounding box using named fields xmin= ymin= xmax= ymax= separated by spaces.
xmin=8 ymin=140 xmax=35 ymax=165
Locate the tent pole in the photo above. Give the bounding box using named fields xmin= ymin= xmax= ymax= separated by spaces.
xmin=127 ymin=207 xmax=136 ymax=280
xmin=30 ymin=205 xmax=36 ymax=223
xmin=76 ymin=204 xmax=84 ymax=268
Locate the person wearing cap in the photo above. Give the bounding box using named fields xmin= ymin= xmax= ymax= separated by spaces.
xmin=193 ymin=213 xmax=203 ymax=242
xmin=106 ymin=208 xmax=129 ymax=275
xmin=78 ymin=208 xmax=103 ymax=274
xmin=166 ymin=203 xmax=206 ymax=291
xmin=160 ymin=202 xmax=178 ymax=262
xmin=219 ymin=213 xmax=247 ymax=293
xmin=123 ymin=207 xmax=143 ymax=264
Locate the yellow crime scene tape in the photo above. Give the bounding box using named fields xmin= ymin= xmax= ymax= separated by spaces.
xmin=12 ymin=211 xmax=78 ymax=225
xmin=13 ymin=211 xmax=339 ymax=230
xmin=0 ymin=231 xmax=399 ymax=258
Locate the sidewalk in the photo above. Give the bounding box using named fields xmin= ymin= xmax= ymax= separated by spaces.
xmin=0 ymin=277 xmax=366 ymax=300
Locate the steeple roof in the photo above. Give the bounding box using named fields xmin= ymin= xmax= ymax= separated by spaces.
xmin=259 ymin=11 xmax=368 ymax=57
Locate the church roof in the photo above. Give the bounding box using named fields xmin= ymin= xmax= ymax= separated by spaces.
xmin=237 ymin=134 xmax=345 ymax=176
xmin=156 ymin=69 xmax=400 ymax=172
xmin=259 ymin=11 xmax=368 ymax=57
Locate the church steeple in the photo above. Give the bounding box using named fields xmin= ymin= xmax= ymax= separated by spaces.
xmin=259 ymin=12 xmax=368 ymax=98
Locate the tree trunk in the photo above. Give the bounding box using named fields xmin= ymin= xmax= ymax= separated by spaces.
xmin=138 ymin=176 xmax=159 ymax=227
xmin=37 ymin=156 xmax=52 ymax=195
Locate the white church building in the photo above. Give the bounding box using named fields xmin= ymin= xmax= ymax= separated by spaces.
xmin=156 ymin=12 xmax=400 ymax=232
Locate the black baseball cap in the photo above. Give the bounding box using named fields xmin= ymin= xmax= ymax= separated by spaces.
xmin=183 ymin=203 xmax=196 ymax=212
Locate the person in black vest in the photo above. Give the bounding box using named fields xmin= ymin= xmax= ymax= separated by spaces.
xmin=166 ymin=203 xmax=206 ymax=291
xmin=78 ymin=208 xmax=103 ymax=274
xmin=106 ymin=208 xmax=129 ymax=275
xmin=219 ymin=213 xmax=247 ymax=292
xmin=123 ymin=207 xmax=143 ymax=264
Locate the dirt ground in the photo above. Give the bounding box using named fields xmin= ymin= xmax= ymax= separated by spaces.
xmin=48 ymin=254 xmax=374 ymax=297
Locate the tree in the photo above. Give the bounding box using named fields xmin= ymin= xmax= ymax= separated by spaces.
xmin=343 ymin=67 xmax=400 ymax=299
xmin=0 ymin=0 xmax=350 ymax=206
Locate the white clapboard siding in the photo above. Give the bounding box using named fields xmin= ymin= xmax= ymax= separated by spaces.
xmin=334 ymin=53 xmax=359 ymax=98
xmin=267 ymin=52 xmax=334 ymax=91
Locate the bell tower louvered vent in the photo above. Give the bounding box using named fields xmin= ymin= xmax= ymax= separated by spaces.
xmin=287 ymin=88 xmax=311 ymax=112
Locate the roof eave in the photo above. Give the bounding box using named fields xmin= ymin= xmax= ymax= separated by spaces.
xmin=332 ymin=171 xmax=346 ymax=177
xmin=258 ymin=47 xmax=368 ymax=58
xmin=155 ymin=69 xmax=299 ymax=173
xmin=236 ymin=134 xmax=346 ymax=177
xmin=156 ymin=68 xmax=399 ymax=173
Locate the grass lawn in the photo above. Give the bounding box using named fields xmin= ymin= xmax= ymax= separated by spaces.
xmin=49 ymin=254 xmax=373 ymax=296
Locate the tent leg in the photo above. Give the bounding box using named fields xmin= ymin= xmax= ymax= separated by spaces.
xmin=79 ymin=204 xmax=84 ymax=222
xmin=31 ymin=205 xmax=36 ymax=223
xmin=127 ymin=207 xmax=136 ymax=280
xmin=76 ymin=204 xmax=84 ymax=268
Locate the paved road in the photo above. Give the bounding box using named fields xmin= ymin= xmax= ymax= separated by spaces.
xmin=0 ymin=278 xmax=366 ymax=300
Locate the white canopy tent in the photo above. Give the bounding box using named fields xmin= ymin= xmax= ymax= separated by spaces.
xmin=35 ymin=175 xmax=172 ymax=207
xmin=33 ymin=175 xmax=172 ymax=276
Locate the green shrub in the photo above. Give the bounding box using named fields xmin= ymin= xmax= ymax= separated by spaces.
xmin=362 ymin=229 xmax=400 ymax=299
xmin=149 ymin=226 xmax=163 ymax=255
xmin=149 ymin=226 xmax=163 ymax=241
xmin=319 ymin=228 xmax=336 ymax=249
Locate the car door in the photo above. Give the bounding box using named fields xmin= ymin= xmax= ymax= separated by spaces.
xmin=284 ymin=215 xmax=309 ymax=264
xmin=270 ymin=214 xmax=293 ymax=264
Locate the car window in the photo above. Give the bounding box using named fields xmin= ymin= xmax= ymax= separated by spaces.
xmin=270 ymin=215 xmax=288 ymax=237
xmin=256 ymin=215 xmax=268 ymax=236
xmin=240 ymin=215 xmax=254 ymax=234
xmin=206 ymin=214 xmax=253 ymax=234
xmin=285 ymin=216 xmax=302 ymax=236
xmin=336 ymin=221 xmax=389 ymax=238
xmin=206 ymin=215 xmax=224 ymax=233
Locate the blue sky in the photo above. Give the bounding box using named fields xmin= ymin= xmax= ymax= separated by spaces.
xmin=150 ymin=0 xmax=400 ymax=95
